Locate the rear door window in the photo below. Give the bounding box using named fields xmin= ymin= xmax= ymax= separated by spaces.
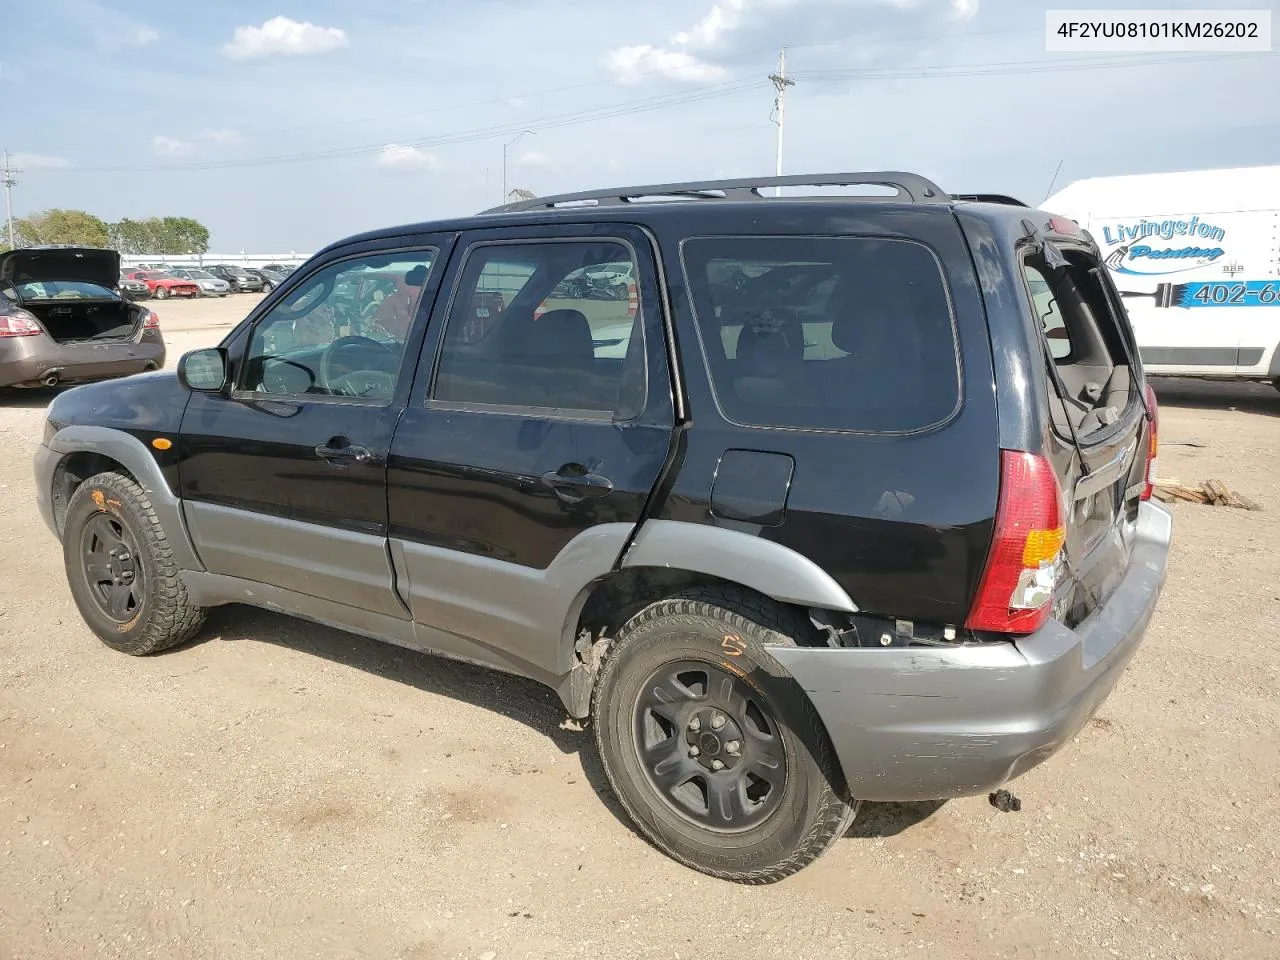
xmin=431 ymin=240 xmax=644 ymax=417
xmin=680 ymin=236 xmax=961 ymax=433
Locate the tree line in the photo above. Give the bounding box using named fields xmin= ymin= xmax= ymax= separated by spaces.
xmin=2 ymin=208 xmax=211 ymax=255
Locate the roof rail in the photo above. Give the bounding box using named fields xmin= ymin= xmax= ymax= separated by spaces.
xmin=950 ymin=193 xmax=1029 ymax=207
xmin=482 ymin=171 xmax=950 ymax=213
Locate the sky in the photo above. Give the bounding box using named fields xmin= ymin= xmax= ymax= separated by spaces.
xmin=2 ymin=0 xmax=1278 ymax=252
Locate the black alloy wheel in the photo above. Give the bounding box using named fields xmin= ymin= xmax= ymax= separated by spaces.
xmin=79 ymin=513 xmax=144 ymax=623
xmin=634 ymin=660 xmax=787 ymax=831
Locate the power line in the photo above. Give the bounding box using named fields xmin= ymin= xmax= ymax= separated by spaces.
xmin=43 ymin=78 xmax=767 ymax=174
xmin=792 ymin=50 xmax=1279 ymax=81
xmin=241 ymin=25 xmax=1044 ymax=141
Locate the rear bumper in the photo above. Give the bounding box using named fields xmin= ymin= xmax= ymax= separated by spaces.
xmin=770 ymin=500 xmax=1173 ymax=802
xmin=0 ymin=333 xmax=165 ymax=388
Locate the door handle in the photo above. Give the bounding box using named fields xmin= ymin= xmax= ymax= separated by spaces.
xmin=315 ymin=439 xmax=374 ymax=465
xmin=540 ymin=465 xmax=614 ymax=503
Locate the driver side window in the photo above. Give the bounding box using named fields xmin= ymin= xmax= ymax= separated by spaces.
xmin=240 ymin=249 xmax=436 ymax=402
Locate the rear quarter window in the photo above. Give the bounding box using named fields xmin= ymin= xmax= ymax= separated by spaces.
xmin=680 ymin=236 xmax=962 ymax=433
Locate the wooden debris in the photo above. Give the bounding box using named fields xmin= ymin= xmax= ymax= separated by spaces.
xmin=1152 ymin=478 xmax=1261 ymax=511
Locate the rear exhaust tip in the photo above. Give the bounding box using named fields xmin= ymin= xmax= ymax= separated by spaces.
xmin=42 ymin=369 xmax=62 ymax=387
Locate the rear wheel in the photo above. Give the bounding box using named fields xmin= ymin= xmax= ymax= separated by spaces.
xmin=592 ymin=586 xmax=857 ymax=883
xmin=62 ymin=471 xmax=207 ymax=655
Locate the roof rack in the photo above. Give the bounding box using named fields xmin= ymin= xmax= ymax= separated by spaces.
xmin=950 ymin=193 xmax=1029 ymax=207
xmin=483 ymin=171 xmax=950 ymax=214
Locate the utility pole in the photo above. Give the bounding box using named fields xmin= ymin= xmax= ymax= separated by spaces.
xmin=2 ymin=150 xmax=20 ymax=248
xmin=502 ymin=130 xmax=533 ymax=205
xmin=768 ymin=48 xmax=795 ymax=197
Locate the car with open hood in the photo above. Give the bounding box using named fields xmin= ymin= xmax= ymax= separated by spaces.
xmin=1 ymin=245 xmax=165 ymax=389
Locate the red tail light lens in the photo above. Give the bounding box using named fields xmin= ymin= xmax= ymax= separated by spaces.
xmin=966 ymin=450 xmax=1066 ymax=635
xmin=142 ymin=310 xmax=160 ymax=329
xmin=0 ymin=314 xmax=42 ymax=338
xmin=1140 ymin=383 xmax=1158 ymax=501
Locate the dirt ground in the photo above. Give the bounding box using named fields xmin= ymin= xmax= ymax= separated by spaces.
xmin=2 ymin=299 xmax=1278 ymax=959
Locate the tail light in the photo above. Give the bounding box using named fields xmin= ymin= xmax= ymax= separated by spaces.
xmin=142 ymin=309 xmax=160 ymax=329
xmin=1140 ymin=383 xmax=1159 ymax=501
xmin=966 ymin=450 xmax=1066 ymax=635
xmin=0 ymin=314 xmax=42 ymax=338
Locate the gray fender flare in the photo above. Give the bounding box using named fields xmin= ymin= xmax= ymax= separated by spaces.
xmin=45 ymin=425 xmax=204 ymax=572
xmin=620 ymin=519 xmax=859 ymax=612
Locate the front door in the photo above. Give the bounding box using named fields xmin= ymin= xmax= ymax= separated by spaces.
xmin=178 ymin=240 xmax=449 ymax=617
xmin=386 ymin=226 xmax=676 ymax=680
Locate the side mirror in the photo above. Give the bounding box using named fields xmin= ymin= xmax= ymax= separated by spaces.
xmin=178 ymin=348 xmax=228 ymax=392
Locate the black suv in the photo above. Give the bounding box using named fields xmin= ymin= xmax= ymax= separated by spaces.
xmin=33 ymin=173 xmax=1171 ymax=883
xmin=206 ymin=263 xmax=265 ymax=293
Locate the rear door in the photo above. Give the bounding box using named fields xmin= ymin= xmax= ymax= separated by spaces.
xmin=1021 ymin=243 xmax=1152 ymax=624
xmin=386 ymin=223 xmax=675 ymax=679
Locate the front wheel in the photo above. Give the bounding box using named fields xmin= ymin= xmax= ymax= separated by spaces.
xmin=591 ymin=586 xmax=857 ymax=883
xmin=62 ymin=471 xmax=207 ymax=655
xmin=154 ymin=287 xmax=169 ymax=300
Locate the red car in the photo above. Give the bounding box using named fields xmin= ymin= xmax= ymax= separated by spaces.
xmin=124 ymin=270 xmax=200 ymax=300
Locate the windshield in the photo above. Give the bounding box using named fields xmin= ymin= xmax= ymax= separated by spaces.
xmin=13 ymin=280 xmax=118 ymax=300
xmin=186 ymin=270 xmax=215 ymax=279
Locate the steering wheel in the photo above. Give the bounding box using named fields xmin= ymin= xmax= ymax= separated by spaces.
xmin=319 ymin=335 xmax=398 ymax=397
xmin=328 ymin=370 xmax=398 ymax=399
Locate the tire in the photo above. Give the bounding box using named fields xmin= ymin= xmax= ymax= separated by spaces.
xmin=62 ymin=471 xmax=207 ymax=656
xmin=591 ymin=585 xmax=857 ymax=883
xmin=154 ymin=287 xmax=169 ymax=300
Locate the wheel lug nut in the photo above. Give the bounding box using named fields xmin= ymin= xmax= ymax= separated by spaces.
xmin=726 ymin=741 xmax=740 ymax=755
xmin=711 ymin=759 xmax=724 ymax=771
xmin=689 ymin=746 xmax=700 ymax=757
xmin=711 ymin=714 xmax=726 ymax=730
xmin=688 ymin=717 xmax=700 ymax=732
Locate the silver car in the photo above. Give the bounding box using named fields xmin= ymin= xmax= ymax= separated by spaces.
xmin=167 ymin=268 xmax=230 ymax=297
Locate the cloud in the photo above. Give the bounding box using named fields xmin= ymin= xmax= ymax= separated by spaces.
xmin=607 ymin=0 xmax=979 ymax=82
xmin=94 ymin=23 xmax=159 ymax=51
xmin=10 ymin=153 xmax=71 ymax=170
xmin=151 ymin=130 xmax=242 ymax=156
xmin=607 ymin=45 xmax=728 ymax=84
xmin=222 ymin=16 xmax=348 ymax=60
xmin=377 ymin=144 xmax=441 ymax=169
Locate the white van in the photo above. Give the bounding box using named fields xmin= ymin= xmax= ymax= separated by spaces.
xmin=1044 ymin=165 xmax=1280 ymax=390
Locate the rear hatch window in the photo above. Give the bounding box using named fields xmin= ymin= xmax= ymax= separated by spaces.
xmin=1020 ymin=243 xmax=1151 ymax=624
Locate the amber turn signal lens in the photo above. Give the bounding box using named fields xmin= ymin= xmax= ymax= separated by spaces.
xmin=151 ymin=437 xmax=173 ymax=451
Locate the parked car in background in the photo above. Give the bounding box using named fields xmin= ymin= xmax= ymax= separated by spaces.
xmin=32 ymin=172 xmax=1170 ymax=883
xmin=1 ymin=246 xmax=164 ymax=389
xmin=118 ymin=274 xmax=152 ymax=301
xmin=166 ymin=268 xmax=230 ymax=298
xmin=206 ymin=264 xmax=265 ymax=294
xmin=124 ymin=270 xmax=201 ymax=300
xmin=243 ymin=267 xmax=285 ymax=292
xmin=263 ymin=263 xmax=297 ymax=276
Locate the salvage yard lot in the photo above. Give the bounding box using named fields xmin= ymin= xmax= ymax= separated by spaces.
xmin=1 ymin=302 xmax=1278 ymax=959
